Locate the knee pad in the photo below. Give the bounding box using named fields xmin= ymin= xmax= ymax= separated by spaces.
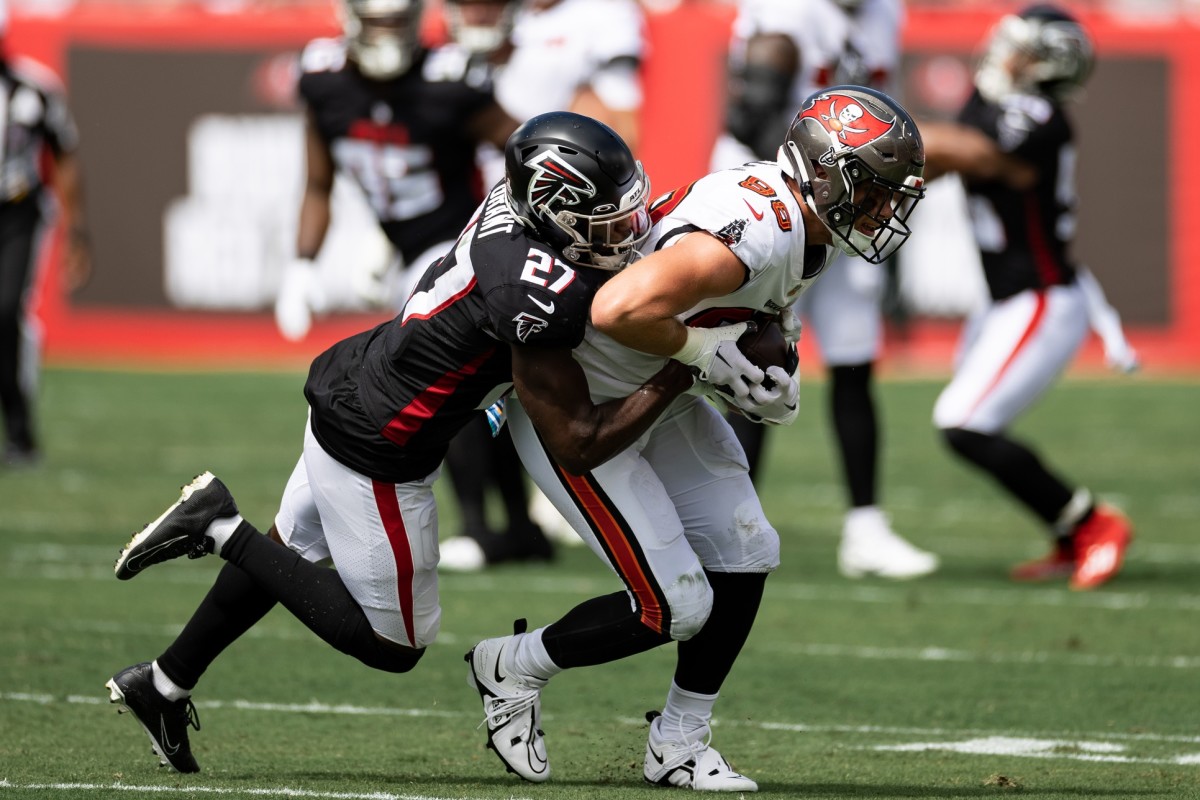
xmin=664 ymin=568 xmax=714 ymax=642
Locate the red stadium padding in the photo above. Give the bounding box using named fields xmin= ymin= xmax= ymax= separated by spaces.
xmin=8 ymin=2 xmax=1199 ymax=372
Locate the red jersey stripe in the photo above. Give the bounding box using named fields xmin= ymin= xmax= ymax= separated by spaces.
xmin=371 ymin=480 xmax=416 ymax=646
xmin=558 ymin=469 xmax=665 ymax=634
xmin=960 ymin=291 xmax=1048 ymax=427
xmin=1025 ymin=194 xmax=1065 ymax=288
xmin=381 ymin=348 xmax=496 ymax=447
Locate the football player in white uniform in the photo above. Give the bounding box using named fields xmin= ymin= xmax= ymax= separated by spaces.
xmin=920 ymin=4 xmax=1133 ymax=590
xmin=439 ymin=0 xmax=648 ymax=569
xmin=713 ymin=0 xmax=939 ymax=580
xmin=467 ymin=86 xmax=926 ymax=789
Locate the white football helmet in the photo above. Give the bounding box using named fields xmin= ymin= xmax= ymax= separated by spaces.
xmin=975 ymin=4 xmax=1094 ymax=103
xmin=778 ymin=85 xmax=925 ymax=264
xmin=340 ymin=0 xmax=424 ymax=80
xmin=444 ymin=0 xmax=519 ymax=55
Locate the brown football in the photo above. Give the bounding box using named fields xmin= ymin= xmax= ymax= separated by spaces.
xmin=739 ymin=314 xmax=797 ymax=378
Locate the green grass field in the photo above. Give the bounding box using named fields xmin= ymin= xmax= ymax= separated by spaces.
xmin=2 ymin=368 xmax=1198 ymax=799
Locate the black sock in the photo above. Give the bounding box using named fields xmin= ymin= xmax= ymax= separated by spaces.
xmin=830 ymin=363 xmax=878 ymax=508
xmin=444 ymin=418 xmax=493 ymax=543
xmin=674 ymin=571 xmax=767 ymax=695
xmin=491 ymin=426 xmax=534 ymax=529
xmin=942 ymin=427 xmax=1074 ymax=525
xmin=541 ymin=591 xmax=672 ymax=668
xmin=220 ymin=521 xmax=423 ymax=673
xmin=156 ymin=562 xmax=277 ymax=690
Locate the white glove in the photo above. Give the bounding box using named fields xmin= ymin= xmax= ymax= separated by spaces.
xmin=672 ymin=323 xmax=765 ymax=402
xmin=735 ymin=365 xmax=800 ymax=426
xmin=275 ymin=258 xmax=326 ymax=342
xmin=779 ymin=305 xmax=802 ymax=346
xmin=1076 ymin=266 xmax=1139 ymax=374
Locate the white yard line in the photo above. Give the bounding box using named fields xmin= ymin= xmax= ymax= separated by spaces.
xmin=0 ymin=780 xmax=525 ymax=800
xmin=11 ymin=559 xmax=1200 ymax=613
xmin=764 ymin=641 xmax=1200 ymax=670
xmin=51 ymin=618 xmax=1199 ymax=670
xmin=7 ymin=691 xmax=1200 ymax=749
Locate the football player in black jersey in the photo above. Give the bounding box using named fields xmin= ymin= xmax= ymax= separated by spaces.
xmin=921 ymin=4 xmax=1133 ymax=590
xmin=276 ymin=0 xmax=558 ymax=572
xmin=276 ymin=0 xmax=517 ymax=338
xmin=103 ymin=113 xmax=763 ymax=774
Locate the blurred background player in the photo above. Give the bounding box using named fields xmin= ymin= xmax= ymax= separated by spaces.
xmin=275 ymin=0 xmax=515 ymax=340
xmin=0 ymin=2 xmax=89 ymax=467
xmin=712 ymin=0 xmax=938 ymax=580
xmin=436 ymin=0 xmax=648 ymax=569
xmin=275 ymin=0 xmax=556 ymax=570
xmin=921 ymin=3 xmax=1132 ymax=590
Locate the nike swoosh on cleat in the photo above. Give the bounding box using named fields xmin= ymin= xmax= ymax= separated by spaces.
xmin=124 ymin=535 xmax=190 ymax=573
xmin=649 ymin=746 xmax=666 ymax=765
xmin=743 ymin=199 xmax=764 ymax=221
xmin=159 ymin=717 xmax=181 ymax=756
xmin=492 ymin=645 xmax=509 ymax=686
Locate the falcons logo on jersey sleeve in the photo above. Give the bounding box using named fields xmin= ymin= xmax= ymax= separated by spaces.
xmin=526 ymin=151 xmax=597 ymax=212
xmin=513 ymin=311 xmax=549 ymax=342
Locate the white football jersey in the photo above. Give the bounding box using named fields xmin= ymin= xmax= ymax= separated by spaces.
xmin=731 ymin=0 xmax=903 ymax=108
xmin=576 ymin=161 xmax=833 ymax=400
xmin=495 ymin=0 xmax=645 ymax=122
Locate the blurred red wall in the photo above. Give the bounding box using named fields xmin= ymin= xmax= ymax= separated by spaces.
xmin=8 ymin=2 xmax=1200 ymax=372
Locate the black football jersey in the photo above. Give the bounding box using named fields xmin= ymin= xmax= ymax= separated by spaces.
xmin=304 ymin=182 xmax=606 ymax=484
xmin=957 ymin=89 xmax=1080 ymax=301
xmin=299 ymin=39 xmax=497 ymax=265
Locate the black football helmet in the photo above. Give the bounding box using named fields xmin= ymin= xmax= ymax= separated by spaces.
xmin=975 ymin=4 xmax=1094 ymax=103
xmin=778 ymin=85 xmax=925 ymax=264
xmin=341 ymin=0 xmax=424 ymax=80
xmin=504 ymin=111 xmax=650 ymax=271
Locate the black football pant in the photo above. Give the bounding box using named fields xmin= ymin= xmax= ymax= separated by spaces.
xmin=0 ymin=195 xmax=43 ymax=454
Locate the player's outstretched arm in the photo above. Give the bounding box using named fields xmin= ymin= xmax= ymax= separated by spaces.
xmin=920 ymin=120 xmax=1036 ymax=189
xmin=512 ymin=345 xmax=693 ymax=475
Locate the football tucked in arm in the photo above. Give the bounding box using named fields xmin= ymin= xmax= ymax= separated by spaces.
xmin=736 ymin=314 xmax=798 ymax=389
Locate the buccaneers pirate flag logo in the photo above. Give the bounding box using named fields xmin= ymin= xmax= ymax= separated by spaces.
xmin=799 ymin=92 xmax=895 ymax=153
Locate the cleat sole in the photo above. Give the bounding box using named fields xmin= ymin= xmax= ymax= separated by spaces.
xmin=114 ymin=472 xmax=216 ymax=579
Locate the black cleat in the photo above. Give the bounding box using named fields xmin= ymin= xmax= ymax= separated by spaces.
xmin=114 ymin=472 xmax=238 ymax=580
xmin=106 ymin=662 xmax=201 ymax=773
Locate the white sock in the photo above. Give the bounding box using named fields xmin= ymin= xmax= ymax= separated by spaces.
xmin=206 ymin=514 xmax=244 ymax=556
xmin=151 ymin=660 xmax=190 ymax=701
xmin=659 ymin=681 xmax=718 ymax=742
xmin=844 ymin=505 xmax=883 ymax=534
xmin=510 ymin=627 xmax=561 ymax=688
xmin=1055 ymin=488 xmax=1093 ymax=535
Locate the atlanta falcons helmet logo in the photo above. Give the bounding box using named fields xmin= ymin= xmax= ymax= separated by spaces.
xmin=525 ymin=151 xmax=598 ymax=216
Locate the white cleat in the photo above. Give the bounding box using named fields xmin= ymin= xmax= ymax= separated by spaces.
xmin=837 ymin=507 xmax=938 ymax=580
xmin=644 ymin=711 xmax=757 ymax=792
xmin=465 ymin=626 xmax=550 ymax=782
xmin=438 ymin=536 xmax=487 ymax=573
xmin=528 ymin=488 xmax=584 ymax=547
